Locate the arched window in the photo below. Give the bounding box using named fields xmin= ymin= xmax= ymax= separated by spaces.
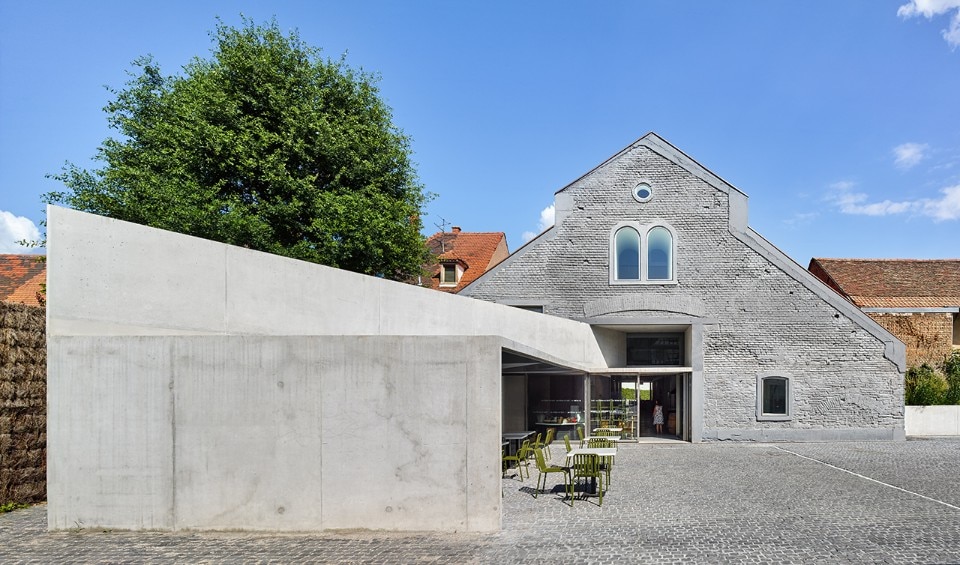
xmin=609 ymin=221 xmax=677 ymax=285
xmin=614 ymin=227 xmax=640 ymax=280
xmin=647 ymin=226 xmax=673 ymax=280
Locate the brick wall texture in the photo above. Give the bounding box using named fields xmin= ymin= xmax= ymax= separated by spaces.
xmin=0 ymin=302 xmax=46 ymax=504
xmin=868 ymin=312 xmax=953 ymax=368
xmin=466 ymin=141 xmax=903 ymax=438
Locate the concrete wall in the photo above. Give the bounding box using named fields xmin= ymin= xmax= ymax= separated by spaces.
xmin=905 ymin=406 xmax=960 ymax=436
xmin=464 ymin=134 xmax=905 ymax=442
xmin=46 ymin=207 xmax=606 ymax=370
xmin=48 ymin=335 xmax=499 ymax=531
xmin=46 ymin=206 xmax=608 ymax=532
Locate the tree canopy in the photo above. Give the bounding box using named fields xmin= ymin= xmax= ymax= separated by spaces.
xmin=47 ymin=18 xmax=429 ymax=280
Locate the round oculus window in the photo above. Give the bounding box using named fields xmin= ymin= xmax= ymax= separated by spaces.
xmin=633 ymin=182 xmax=653 ymax=203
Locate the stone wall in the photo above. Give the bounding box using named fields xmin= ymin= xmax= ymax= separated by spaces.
xmin=0 ymin=302 xmax=46 ymax=504
xmin=868 ymin=312 xmax=954 ymax=367
xmin=465 ymin=137 xmax=904 ymax=440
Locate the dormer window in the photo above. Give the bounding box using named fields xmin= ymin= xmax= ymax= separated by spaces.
xmin=439 ymin=261 xmax=461 ymax=287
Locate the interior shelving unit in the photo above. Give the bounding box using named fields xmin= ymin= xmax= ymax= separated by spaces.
xmin=590 ymin=398 xmax=638 ymax=439
xmin=532 ymin=399 xmax=583 ymax=439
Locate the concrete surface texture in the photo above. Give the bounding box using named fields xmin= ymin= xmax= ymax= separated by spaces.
xmin=906 ymin=406 xmax=960 ymax=436
xmin=47 ymin=335 xmax=500 ymax=532
xmin=45 ymin=206 xmax=607 ymax=370
xmin=4 ymin=439 xmax=959 ymax=564
xmin=45 ymin=206 xmax=613 ymax=533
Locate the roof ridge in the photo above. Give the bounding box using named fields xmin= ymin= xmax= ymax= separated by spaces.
xmin=814 ymin=257 xmax=960 ymax=262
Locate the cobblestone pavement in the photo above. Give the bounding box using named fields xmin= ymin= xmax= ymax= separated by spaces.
xmin=2 ymin=438 xmax=959 ymax=564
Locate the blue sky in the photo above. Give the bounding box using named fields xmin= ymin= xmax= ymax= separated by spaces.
xmin=1 ymin=1 xmax=959 ymax=264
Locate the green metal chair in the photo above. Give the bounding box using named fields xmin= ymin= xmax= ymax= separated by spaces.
xmin=587 ymin=437 xmax=614 ymax=483
xmin=531 ymin=432 xmax=544 ymax=456
xmin=542 ymin=428 xmax=556 ymax=459
xmin=576 ymin=425 xmax=585 ymax=447
xmin=502 ymin=439 xmax=532 ymax=481
xmin=532 ymin=448 xmax=573 ymax=505
xmin=571 ymin=453 xmax=605 ymax=506
xmin=564 ymin=435 xmax=573 ymax=454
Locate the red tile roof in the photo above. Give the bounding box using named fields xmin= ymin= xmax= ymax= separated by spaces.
xmin=809 ymin=258 xmax=960 ymax=308
xmin=423 ymin=228 xmax=509 ymax=293
xmin=0 ymin=254 xmax=46 ymax=307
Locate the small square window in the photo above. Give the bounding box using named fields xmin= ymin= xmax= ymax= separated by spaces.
xmin=756 ymin=374 xmax=792 ymax=421
xmin=440 ymin=264 xmax=458 ymax=286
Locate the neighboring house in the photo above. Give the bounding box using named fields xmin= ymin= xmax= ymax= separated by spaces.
xmin=0 ymin=254 xmax=46 ymax=307
xmin=462 ymin=132 xmax=905 ymax=442
xmin=423 ymin=227 xmax=508 ymax=293
xmin=809 ymin=258 xmax=960 ymax=367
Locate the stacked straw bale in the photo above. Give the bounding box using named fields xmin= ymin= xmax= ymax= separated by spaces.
xmin=0 ymin=301 xmax=46 ymax=505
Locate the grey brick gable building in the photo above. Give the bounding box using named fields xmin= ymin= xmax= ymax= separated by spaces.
xmin=462 ymin=133 xmax=906 ymax=442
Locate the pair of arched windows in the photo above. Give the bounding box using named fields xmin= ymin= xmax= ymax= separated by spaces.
xmin=612 ymin=224 xmax=675 ymax=283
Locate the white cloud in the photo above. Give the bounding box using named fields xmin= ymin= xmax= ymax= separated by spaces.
xmin=521 ymin=204 xmax=556 ymax=243
xmin=826 ymin=180 xmax=960 ymax=221
xmin=829 ymin=180 xmax=856 ymax=192
xmin=783 ymin=212 xmax=819 ymax=227
xmin=898 ymin=0 xmax=960 ymax=48
xmin=538 ymin=204 xmax=555 ymax=231
xmin=893 ymin=142 xmax=929 ymax=169
xmin=923 ymin=184 xmax=960 ymax=220
xmin=0 ymin=210 xmax=42 ymax=253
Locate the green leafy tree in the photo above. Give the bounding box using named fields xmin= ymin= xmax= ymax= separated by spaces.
xmin=46 ymin=18 xmax=428 ymax=280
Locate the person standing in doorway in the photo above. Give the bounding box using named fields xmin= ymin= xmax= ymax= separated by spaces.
xmin=652 ymin=400 xmax=664 ymax=435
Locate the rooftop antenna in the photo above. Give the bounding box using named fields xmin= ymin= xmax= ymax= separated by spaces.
xmin=434 ymin=217 xmax=451 ymax=252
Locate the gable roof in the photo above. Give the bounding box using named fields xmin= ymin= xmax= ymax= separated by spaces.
xmin=0 ymin=254 xmax=46 ymax=307
xmin=424 ymin=229 xmax=508 ymax=292
xmin=555 ymin=132 xmax=748 ymax=200
xmin=809 ymin=258 xmax=960 ymax=309
xmin=461 ymin=131 xmax=906 ymax=371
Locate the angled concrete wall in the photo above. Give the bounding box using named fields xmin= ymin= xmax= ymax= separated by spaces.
xmin=46 ymin=206 xmax=608 ymax=532
xmin=46 ymin=206 xmax=608 ymax=370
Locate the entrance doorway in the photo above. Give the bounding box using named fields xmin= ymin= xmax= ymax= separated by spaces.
xmin=636 ymin=374 xmax=685 ymax=439
xmin=500 ymin=351 xmax=694 ymax=444
xmin=588 ymin=372 xmax=690 ymax=441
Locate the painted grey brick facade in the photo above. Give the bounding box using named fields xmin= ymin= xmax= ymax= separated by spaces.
xmin=463 ymin=134 xmax=904 ymax=441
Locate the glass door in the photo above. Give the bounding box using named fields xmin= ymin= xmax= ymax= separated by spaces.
xmin=588 ymin=375 xmax=639 ymax=440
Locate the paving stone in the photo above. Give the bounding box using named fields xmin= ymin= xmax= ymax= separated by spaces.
xmin=1 ymin=439 xmax=959 ymax=563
